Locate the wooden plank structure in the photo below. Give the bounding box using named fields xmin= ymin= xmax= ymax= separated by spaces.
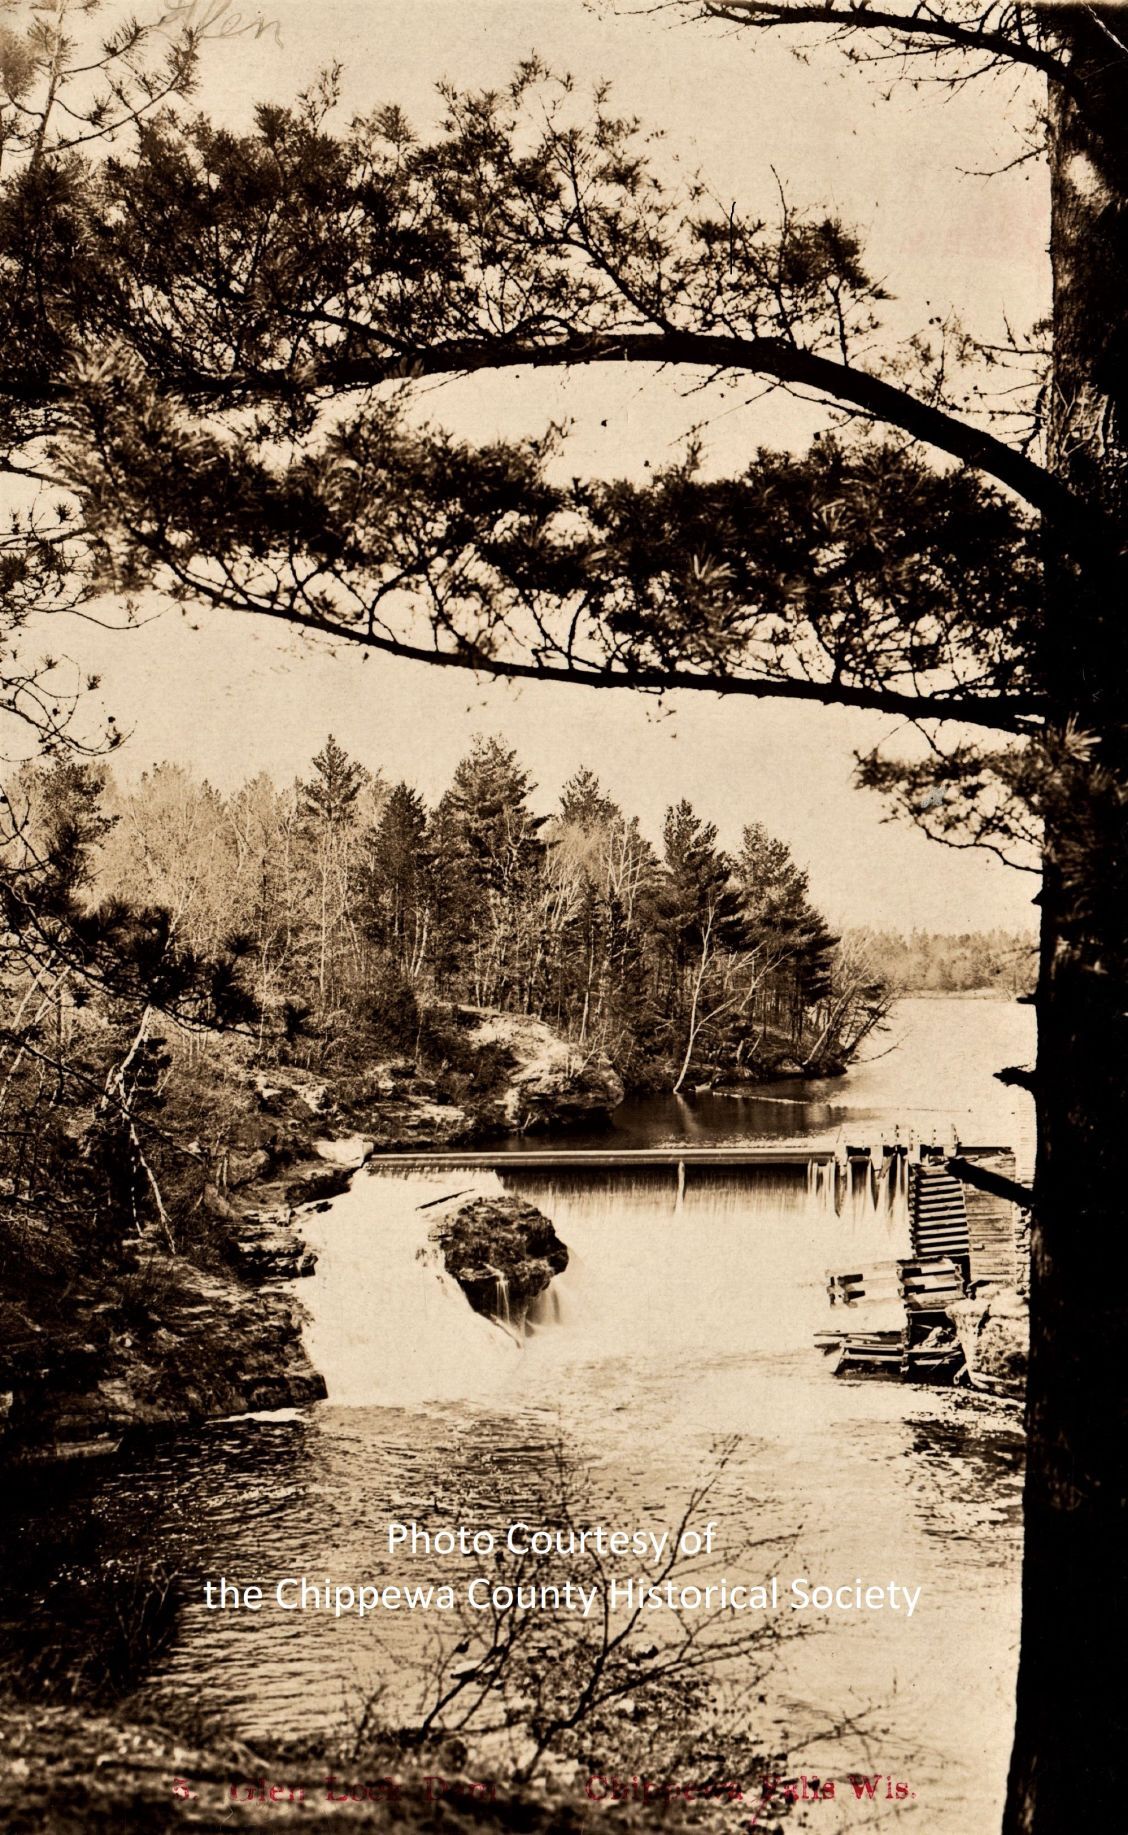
xmin=897 ymin=1255 xmax=966 ymax=1311
xmin=908 ymin=1159 xmax=971 ymax=1266
xmin=825 ymin=1263 xmax=901 ymax=1308
xmin=819 ymin=1252 xmax=968 ymax=1381
xmin=829 ymin=1331 xmax=903 ymax=1375
xmin=895 ymin=1255 xmax=966 ymax=1380
xmin=819 ymin=1142 xmax=1022 ymax=1382
xmin=959 ymin=1148 xmax=1021 ymax=1288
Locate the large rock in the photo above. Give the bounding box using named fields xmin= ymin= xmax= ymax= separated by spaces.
xmin=450 ymin=1010 xmax=623 ymax=1133
xmin=949 ymin=1287 xmax=1028 ymax=1392
xmin=432 ymin=1196 xmax=569 ymax=1331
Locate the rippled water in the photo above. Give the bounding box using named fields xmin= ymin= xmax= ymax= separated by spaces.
xmin=0 ymin=998 xmax=1033 ymax=1833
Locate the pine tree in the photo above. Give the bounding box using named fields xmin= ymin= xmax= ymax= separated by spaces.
xmin=441 ymin=736 xmax=541 ymax=892
xmin=298 ymin=735 xmax=366 ymax=831
xmin=650 ymin=801 xmax=748 ymax=1089
xmin=435 ymin=738 xmax=545 ymax=1007
xmin=362 ymin=781 xmax=429 ymax=976
xmin=737 ymin=822 xmax=838 ymax=1045
xmin=296 ymin=736 xmax=369 ymax=1026
xmin=656 ymin=802 xmax=747 ymax=968
xmin=738 ymin=822 xmax=810 ymax=924
xmin=559 ymin=766 xmax=620 ymax=831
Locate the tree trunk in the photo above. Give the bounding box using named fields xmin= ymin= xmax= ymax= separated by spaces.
xmin=1004 ymin=17 xmax=1128 ymax=1830
xmin=672 ymin=914 xmax=714 ymax=1094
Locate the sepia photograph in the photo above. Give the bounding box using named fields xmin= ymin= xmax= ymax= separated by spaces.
xmin=0 ymin=3 xmax=1120 ymax=1831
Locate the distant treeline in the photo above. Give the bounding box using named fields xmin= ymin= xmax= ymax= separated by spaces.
xmin=846 ymin=927 xmax=1037 ymax=996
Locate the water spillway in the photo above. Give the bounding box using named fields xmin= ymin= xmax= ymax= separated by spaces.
xmin=298 ymin=1149 xmax=913 ymax=1412
xmin=372 ymin=1147 xmax=839 ymax=1167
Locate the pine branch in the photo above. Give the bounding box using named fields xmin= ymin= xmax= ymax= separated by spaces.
xmin=701 ymin=2 xmax=1074 ymax=91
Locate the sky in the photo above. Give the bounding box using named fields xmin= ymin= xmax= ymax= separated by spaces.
xmin=18 ymin=0 xmax=1049 ymax=934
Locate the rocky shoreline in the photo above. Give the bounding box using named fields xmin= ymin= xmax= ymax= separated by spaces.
xmin=0 ymin=1014 xmax=630 ymax=1829
xmin=1 ymin=1001 xmax=1030 ymax=1462
xmin=0 ymin=1008 xmax=619 ymax=1465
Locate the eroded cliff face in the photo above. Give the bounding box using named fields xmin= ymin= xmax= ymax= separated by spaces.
xmin=0 ymin=1253 xmax=325 ymax=1464
xmin=432 ymin=1196 xmax=569 ymax=1332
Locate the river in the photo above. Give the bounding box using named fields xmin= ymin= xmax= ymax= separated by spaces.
xmin=1 ymin=997 xmax=1034 ymax=1831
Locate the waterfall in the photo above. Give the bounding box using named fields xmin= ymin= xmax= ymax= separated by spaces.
xmin=489 ymin=1268 xmax=512 ymax=1327
xmin=298 ymin=1168 xmax=523 ymax=1406
xmin=297 ymin=1153 xmax=913 ymax=1410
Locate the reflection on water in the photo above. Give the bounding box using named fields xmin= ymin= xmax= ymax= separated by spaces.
xmin=487 ymin=997 xmax=1037 ymax=1174
xmin=0 ymin=998 xmax=1030 ymax=1834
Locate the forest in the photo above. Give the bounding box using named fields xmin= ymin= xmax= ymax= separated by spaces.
xmin=1 ymin=731 xmax=889 ymax=1113
xmin=0 ymin=728 xmax=898 ymax=1372
xmin=0 ymin=722 xmax=1036 ymax=1353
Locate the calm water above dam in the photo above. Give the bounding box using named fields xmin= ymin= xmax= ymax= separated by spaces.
xmin=480 ymin=993 xmax=1037 ymax=1162
xmin=3 ymin=999 xmax=1034 ymax=1832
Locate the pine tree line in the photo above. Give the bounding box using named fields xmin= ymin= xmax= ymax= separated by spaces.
xmin=14 ymin=734 xmax=892 ymax=1090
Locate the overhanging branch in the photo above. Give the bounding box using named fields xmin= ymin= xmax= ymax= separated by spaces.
xmin=2 ymin=333 xmax=1100 ymax=543
xmin=0 ymin=332 xmax=1088 ymax=534
xmin=701 ymin=2 xmax=1074 ymax=91
xmin=81 ymin=331 xmax=1098 ymax=547
xmin=393 ymin=331 xmax=1090 ymax=536
xmin=198 ymin=588 xmax=1042 ymax=731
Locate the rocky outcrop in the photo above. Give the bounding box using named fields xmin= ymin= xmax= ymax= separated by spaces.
xmin=432 ymin=1196 xmax=569 ymax=1331
xmin=241 ymin=1066 xmax=467 ymax=1160
xmin=230 ymin=1010 xmax=621 ymax=1161
xmin=359 ymin=1095 xmax=471 ymax=1150
xmin=709 ymin=1053 xmax=847 ymax=1092
xmin=441 ymin=1009 xmax=623 ymax=1134
xmin=261 ymin=1063 xmax=472 ymax=1154
xmin=224 ymin=1205 xmax=318 ymax=1282
xmin=0 ymin=1006 xmax=616 ymax=1467
xmin=1 ymin=1253 xmax=325 ymax=1462
xmin=949 ymin=1287 xmax=1028 ymax=1394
